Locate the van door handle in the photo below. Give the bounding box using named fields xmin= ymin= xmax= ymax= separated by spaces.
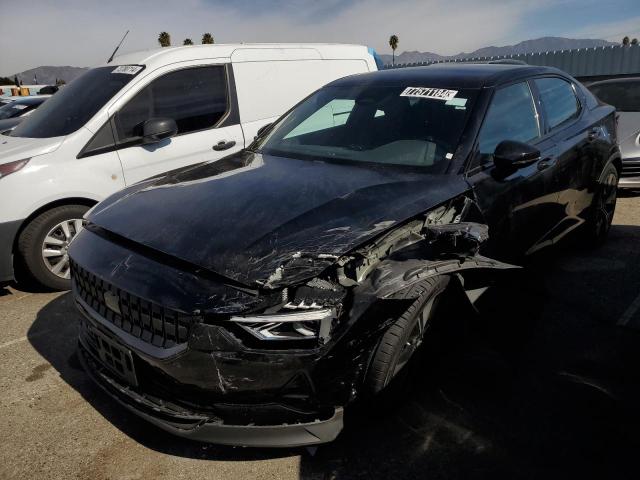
xmin=213 ymin=140 xmax=236 ymax=151
xmin=537 ymin=157 xmax=556 ymax=171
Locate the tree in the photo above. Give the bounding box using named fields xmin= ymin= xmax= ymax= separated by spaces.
xmin=55 ymin=78 xmax=66 ymax=86
xmin=183 ymin=38 xmax=194 ymax=45
xmin=389 ymin=35 xmax=399 ymax=65
xmin=632 ymin=38 xmax=639 ymax=46
xmin=622 ymin=36 xmax=630 ymax=46
xmin=158 ymin=31 xmax=171 ymax=47
xmin=202 ymin=33 xmax=214 ymax=44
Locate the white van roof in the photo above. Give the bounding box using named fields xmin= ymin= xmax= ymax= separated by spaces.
xmin=109 ymin=43 xmax=373 ymax=69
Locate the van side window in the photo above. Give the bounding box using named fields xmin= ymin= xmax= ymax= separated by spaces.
xmin=474 ymin=82 xmax=540 ymax=166
xmin=534 ymin=78 xmax=580 ymax=130
xmin=115 ymin=66 xmax=228 ymax=142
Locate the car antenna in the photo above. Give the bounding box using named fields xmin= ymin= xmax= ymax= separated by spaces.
xmin=107 ymin=30 xmax=129 ymax=64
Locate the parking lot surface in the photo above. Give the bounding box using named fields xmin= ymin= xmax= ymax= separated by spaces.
xmin=2 ymin=194 xmax=640 ymax=480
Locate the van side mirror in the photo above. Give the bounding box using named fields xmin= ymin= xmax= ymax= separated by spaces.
xmin=142 ymin=118 xmax=178 ymax=144
xmin=493 ymin=140 xmax=540 ymax=170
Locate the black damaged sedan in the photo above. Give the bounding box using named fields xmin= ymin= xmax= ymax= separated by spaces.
xmin=69 ymin=64 xmax=620 ymax=447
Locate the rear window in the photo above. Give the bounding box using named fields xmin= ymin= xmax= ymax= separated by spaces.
xmin=534 ymin=78 xmax=580 ymax=130
xmin=589 ymin=81 xmax=640 ymax=112
xmin=11 ymin=66 xmax=143 ymax=138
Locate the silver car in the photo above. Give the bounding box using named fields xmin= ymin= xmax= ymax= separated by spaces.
xmin=589 ymin=78 xmax=640 ymax=188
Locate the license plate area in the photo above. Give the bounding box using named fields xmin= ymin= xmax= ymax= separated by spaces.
xmin=91 ymin=327 xmax=138 ymax=387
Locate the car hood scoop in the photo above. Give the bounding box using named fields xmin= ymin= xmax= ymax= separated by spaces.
xmin=88 ymin=151 xmax=470 ymax=287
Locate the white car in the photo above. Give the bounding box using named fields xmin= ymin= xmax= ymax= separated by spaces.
xmin=0 ymin=43 xmax=381 ymax=289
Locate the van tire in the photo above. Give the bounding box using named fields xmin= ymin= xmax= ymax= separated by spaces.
xmin=365 ymin=276 xmax=450 ymax=394
xmin=17 ymin=205 xmax=89 ymax=291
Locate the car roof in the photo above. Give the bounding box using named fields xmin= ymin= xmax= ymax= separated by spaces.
xmin=108 ymin=43 xmax=371 ymax=70
xmin=329 ymin=63 xmax=565 ymax=89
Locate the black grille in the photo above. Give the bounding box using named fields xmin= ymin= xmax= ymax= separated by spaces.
xmin=71 ymin=260 xmax=194 ymax=348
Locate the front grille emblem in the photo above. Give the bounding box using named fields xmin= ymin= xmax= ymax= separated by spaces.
xmin=103 ymin=291 xmax=121 ymax=315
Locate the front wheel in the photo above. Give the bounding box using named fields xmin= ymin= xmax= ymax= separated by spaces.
xmin=17 ymin=204 xmax=89 ymax=290
xmin=365 ymin=276 xmax=450 ymax=394
xmin=584 ymin=163 xmax=618 ymax=247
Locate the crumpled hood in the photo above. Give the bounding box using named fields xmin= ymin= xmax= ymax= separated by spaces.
xmin=88 ymin=151 xmax=470 ymax=287
xmin=0 ymin=134 xmax=64 ymax=164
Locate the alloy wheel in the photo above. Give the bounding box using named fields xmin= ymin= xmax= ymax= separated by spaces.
xmin=41 ymin=218 xmax=84 ymax=279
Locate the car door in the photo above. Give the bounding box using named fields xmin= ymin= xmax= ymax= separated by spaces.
xmin=466 ymin=80 xmax=561 ymax=259
xmin=111 ymin=65 xmax=244 ymax=185
xmin=532 ymin=76 xmax=598 ymax=244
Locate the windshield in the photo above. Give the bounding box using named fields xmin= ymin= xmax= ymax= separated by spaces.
xmin=0 ymin=101 xmax=32 ymax=119
xmin=254 ymin=84 xmax=477 ymax=172
xmin=589 ymin=81 xmax=640 ymax=112
xmin=11 ymin=65 xmax=143 ymax=138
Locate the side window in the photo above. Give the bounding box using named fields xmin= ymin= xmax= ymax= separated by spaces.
xmin=115 ymin=66 xmax=228 ymax=143
xmin=476 ymin=82 xmax=540 ymax=163
xmin=534 ymin=78 xmax=580 ymax=130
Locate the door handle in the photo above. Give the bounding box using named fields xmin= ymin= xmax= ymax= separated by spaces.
xmin=537 ymin=157 xmax=556 ymax=171
xmin=212 ymin=140 xmax=236 ymax=151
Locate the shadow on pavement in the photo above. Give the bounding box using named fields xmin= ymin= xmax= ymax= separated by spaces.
xmin=28 ymin=223 xmax=640 ymax=477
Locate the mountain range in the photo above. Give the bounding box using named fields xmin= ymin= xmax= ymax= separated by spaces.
xmin=378 ymin=36 xmax=618 ymax=65
xmin=6 ymin=37 xmax=621 ymax=82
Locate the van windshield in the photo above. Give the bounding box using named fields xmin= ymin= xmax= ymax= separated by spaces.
xmin=254 ymin=84 xmax=477 ymax=172
xmin=11 ymin=65 xmax=144 ymax=138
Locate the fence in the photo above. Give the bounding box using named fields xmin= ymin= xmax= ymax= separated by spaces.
xmin=386 ymin=44 xmax=640 ymax=80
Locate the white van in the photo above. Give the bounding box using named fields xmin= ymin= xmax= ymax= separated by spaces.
xmin=0 ymin=43 xmax=381 ymax=289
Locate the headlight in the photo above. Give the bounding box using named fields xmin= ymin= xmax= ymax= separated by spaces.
xmin=0 ymin=158 xmax=30 ymax=179
xmin=231 ymin=308 xmax=336 ymax=343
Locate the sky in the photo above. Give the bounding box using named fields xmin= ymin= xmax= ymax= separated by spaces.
xmin=1 ymin=0 xmax=639 ymax=75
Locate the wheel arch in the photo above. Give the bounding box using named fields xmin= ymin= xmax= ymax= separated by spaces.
xmin=12 ymin=197 xmax=98 ymax=254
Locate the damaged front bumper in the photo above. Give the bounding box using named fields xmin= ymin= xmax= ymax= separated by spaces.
xmin=75 ymin=294 xmax=344 ymax=447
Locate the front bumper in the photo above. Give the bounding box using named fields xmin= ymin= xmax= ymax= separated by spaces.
xmin=73 ymin=275 xmax=348 ymax=447
xmin=78 ymin=341 xmax=344 ymax=447
xmin=0 ymin=219 xmax=21 ymax=283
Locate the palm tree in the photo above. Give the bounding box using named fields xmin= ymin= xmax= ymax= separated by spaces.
xmin=632 ymin=38 xmax=639 ymax=46
xmin=183 ymin=38 xmax=194 ymax=45
xmin=202 ymin=33 xmax=214 ymax=44
xmin=158 ymin=32 xmax=171 ymax=47
xmin=622 ymin=36 xmax=630 ymax=46
xmin=389 ymin=35 xmax=399 ymax=65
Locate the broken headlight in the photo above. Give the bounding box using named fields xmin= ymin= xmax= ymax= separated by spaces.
xmin=231 ymin=308 xmax=336 ymax=343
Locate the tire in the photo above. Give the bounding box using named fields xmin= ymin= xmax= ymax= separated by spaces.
xmin=365 ymin=275 xmax=450 ymax=394
xmin=17 ymin=204 xmax=89 ymax=291
xmin=584 ymin=163 xmax=619 ymax=247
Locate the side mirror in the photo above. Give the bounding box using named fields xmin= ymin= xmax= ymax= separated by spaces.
xmin=493 ymin=140 xmax=540 ymax=170
xmin=255 ymin=122 xmax=273 ymax=140
xmin=142 ymin=118 xmax=178 ymax=144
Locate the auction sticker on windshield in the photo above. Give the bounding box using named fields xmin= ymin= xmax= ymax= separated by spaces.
xmin=112 ymin=65 xmax=143 ymax=75
xmin=400 ymin=87 xmax=458 ymax=101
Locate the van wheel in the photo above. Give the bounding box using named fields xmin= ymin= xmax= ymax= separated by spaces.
xmin=365 ymin=276 xmax=450 ymax=394
xmin=585 ymin=164 xmax=618 ymax=247
xmin=17 ymin=205 xmax=89 ymax=291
